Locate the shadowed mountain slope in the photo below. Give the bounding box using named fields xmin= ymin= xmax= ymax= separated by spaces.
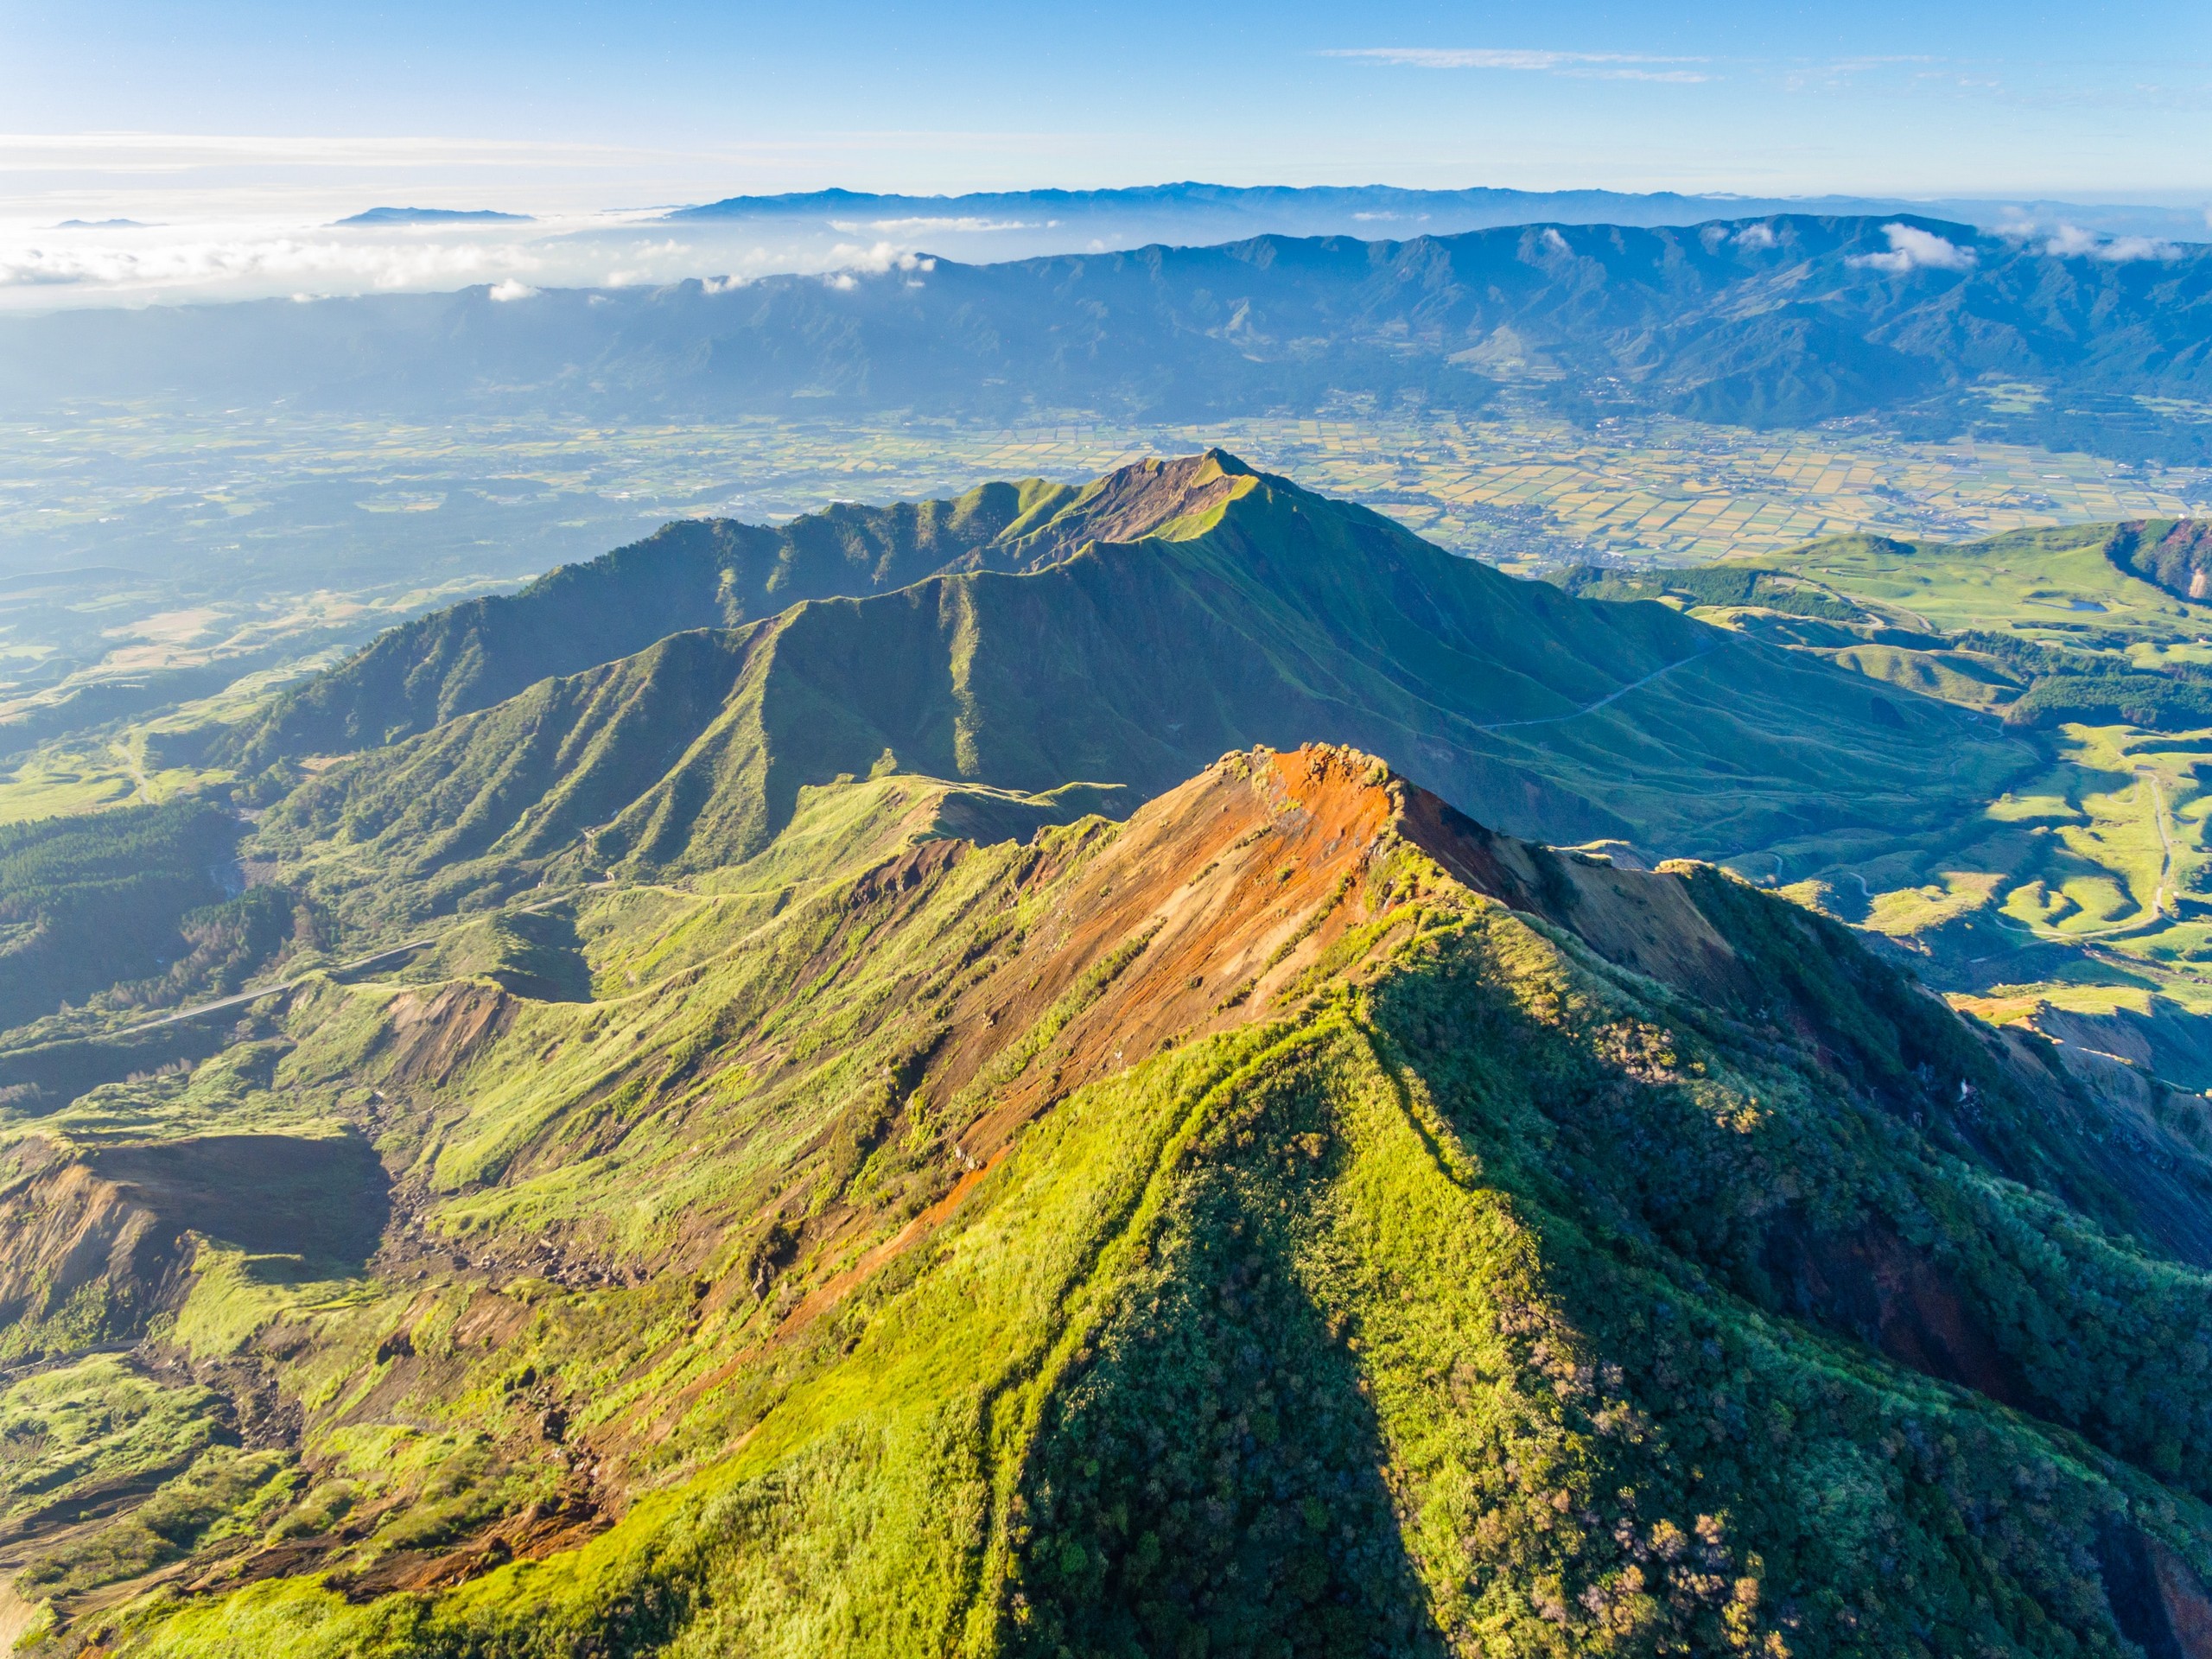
xmin=28 ymin=745 xmax=2212 ymax=1654
xmin=232 ymin=456 xmax=1251 ymax=763
xmin=255 ymin=454 xmax=2030 ymax=926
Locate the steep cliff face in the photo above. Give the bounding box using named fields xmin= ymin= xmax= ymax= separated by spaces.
xmin=0 ymin=1146 xmax=172 ymax=1357
xmin=0 ymin=1128 xmax=389 ymax=1368
xmin=2114 ymin=518 xmax=2212 ymax=601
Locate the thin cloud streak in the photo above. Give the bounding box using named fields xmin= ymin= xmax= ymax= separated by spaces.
xmin=1325 ymin=48 xmax=1710 ymax=82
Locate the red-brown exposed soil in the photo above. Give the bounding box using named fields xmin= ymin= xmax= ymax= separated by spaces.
xmin=0 ymin=1141 xmax=168 ymax=1331
xmin=921 ymin=744 xmax=1754 ymax=1162
xmin=1765 ymin=1215 xmax=2034 ymax=1409
xmin=752 ymin=744 xmax=1762 ymax=1346
xmin=2098 ymin=1518 xmax=2212 ymax=1659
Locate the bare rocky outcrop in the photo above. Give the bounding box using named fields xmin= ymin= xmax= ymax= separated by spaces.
xmin=1763 ymin=1213 xmax=2036 ymax=1408
xmin=0 ymin=1140 xmax=173 ymax=1343
xmin=379 ymin=981 xmax=514 ymax=1087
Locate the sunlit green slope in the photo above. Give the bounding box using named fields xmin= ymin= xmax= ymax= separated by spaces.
xmin=250 ymin=453 xmax=2029 ymax=935
xmin=11 ymin=748 xmax=2212 ymax=1655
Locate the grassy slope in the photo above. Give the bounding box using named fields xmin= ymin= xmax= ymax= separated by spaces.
xmin=12 ymin=748 xmax=2212 ymax=1655
xmin=1744 ymin=524 xmax=2194 ymax=640
xmin=251 ymin=454 xmax=2029 ymax=937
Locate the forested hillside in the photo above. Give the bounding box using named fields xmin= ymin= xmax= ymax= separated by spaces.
xmin=231 ymin=456 xmax=1249 ymax=763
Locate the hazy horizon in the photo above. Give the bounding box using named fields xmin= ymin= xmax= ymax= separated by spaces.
xmin=4 ymin=0 xmax=2206 ymax=306
xmin=3 ymin=181 xmax=2209 ymax=314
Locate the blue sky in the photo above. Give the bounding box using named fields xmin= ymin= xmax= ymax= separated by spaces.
xmin=2 ymin=0 xmax=2207 ymax=213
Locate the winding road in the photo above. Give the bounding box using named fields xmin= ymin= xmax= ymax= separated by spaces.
xmin=1472 ymin=640 xmax=1722 ymax=734
xmin=107 ymin=938 xmax=436 ymax=1039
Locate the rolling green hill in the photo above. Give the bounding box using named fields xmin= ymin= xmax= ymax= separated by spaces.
xmin=251 ymin=453 xmax=2029 ymax=935
xmin=12 ymin=747 xmax=2212 ymax=1655
xmin=1559 ymin=519 xmax=2212 ymax=1065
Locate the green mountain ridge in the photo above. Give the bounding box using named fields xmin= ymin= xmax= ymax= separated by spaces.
xmin=12 ymin=457 xmax=2212 ymax=1656
xmin=232 ymin=456 xmax=1255 ymax=766
xmin=250 ymin=453 xmax=2030 ymax=935
xmin=10 ymin=746 xmax=2212 ymax=1655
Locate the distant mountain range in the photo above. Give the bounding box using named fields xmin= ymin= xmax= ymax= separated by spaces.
xmin=4 ymin=214 xmax=2207 ymax=456
xmin=664 ymin=180 xmax=2212 ymax=247
xmin=329 ymin=207 xmax=534 ymax=226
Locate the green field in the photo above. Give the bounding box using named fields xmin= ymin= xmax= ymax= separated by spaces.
xmin=1573 ymin=523 xmax=2212 ymax=1065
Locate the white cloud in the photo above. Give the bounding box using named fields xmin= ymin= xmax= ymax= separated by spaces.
xmin=829 ymin=216 xmax=1034 ymax=235
xmin=1540 ymin=227 xmax=1571 ymax=253
xmin=823 ymin=242 xmax=938 ymax=276
xmin=2043 ymin=222 xmax=2179 ymax=262
xmin=823 ymin=271 xmax=857 ymax=291
xmin=1706 ymin=221 xmax=1778 ymax=251
xmin=1577 ymin=67 xmax=1708 ymax=82
xmin=0 ymin=232 xmax=532 ymax=290
xmin=1323 ymin=47 xmax=1709 ymax=81
xmin=2101 ymin=237 xmax=2177 ymax=263
xmin=487 ymin=277 xmax=537 ymax=301
xmin=1848 ymin=222 xmax=1978 ymax=274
